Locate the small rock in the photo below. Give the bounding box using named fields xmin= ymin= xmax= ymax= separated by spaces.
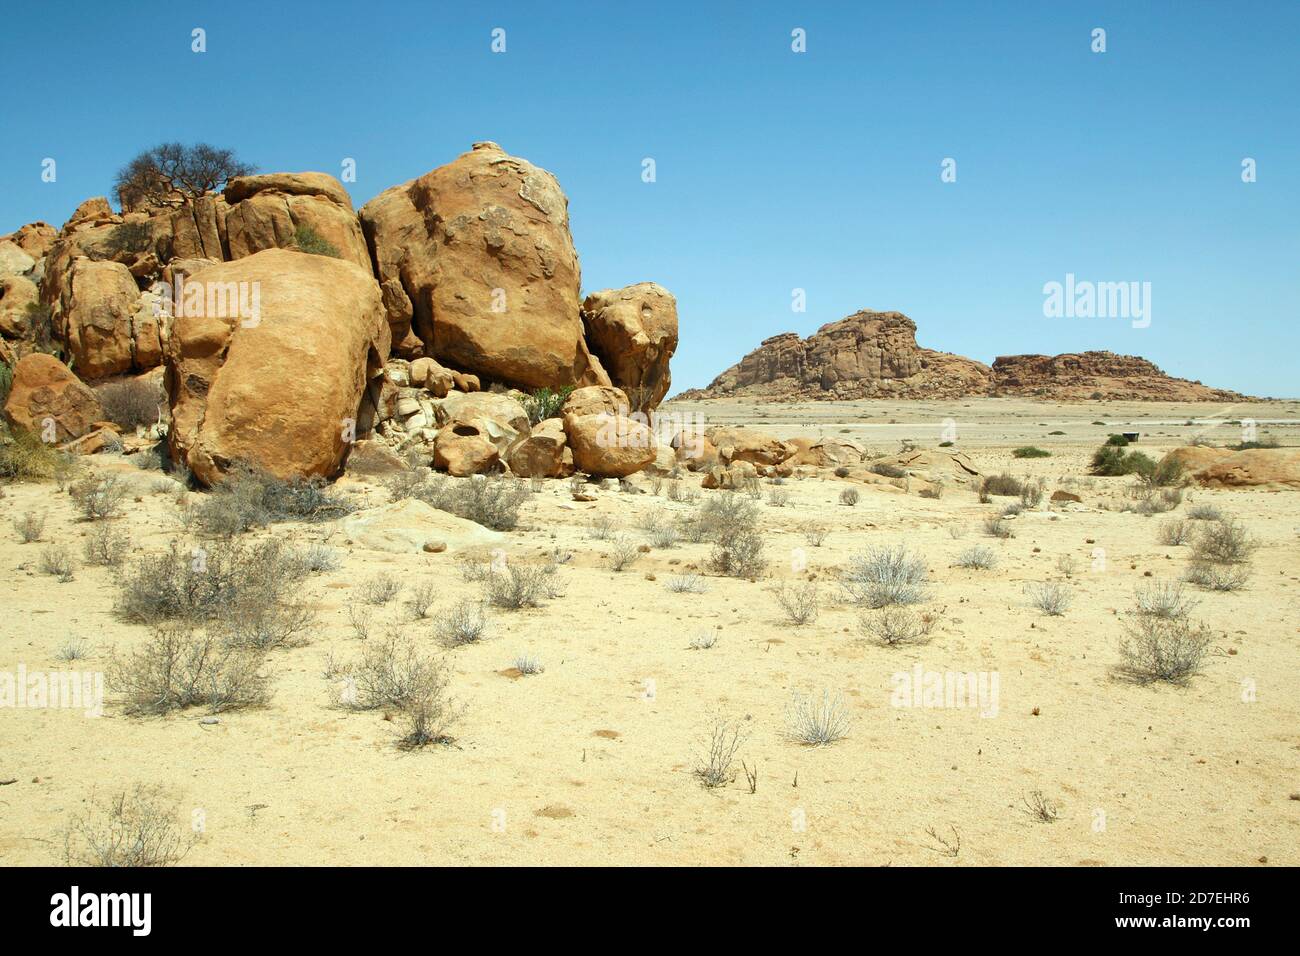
xmin=199 ymin=716 xmax=220 ymax=726
xmin=423 ymin=540 xmax=447 ymax=553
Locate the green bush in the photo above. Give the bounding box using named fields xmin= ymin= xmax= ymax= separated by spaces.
xmin=292 ymin=223 xmax=340 ymax=258
xmin=1090 ymin=445 xmax=1156 ymax=477
xmin=1105 ymin=434 xmax=1130 ymax=447
xmin=522 ymin=386 xmax=574 ymax=425
xmin=1012 ymin=446 xmax=1050 ymax=459
xmin=104 ymin=221 xmax=154 ymax=257
xmin=980 ymin=473 xmax=1023 ymax=496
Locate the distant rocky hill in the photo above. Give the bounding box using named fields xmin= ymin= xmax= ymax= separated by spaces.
xmin=675 ymin=310 xmax=1246 ymax=402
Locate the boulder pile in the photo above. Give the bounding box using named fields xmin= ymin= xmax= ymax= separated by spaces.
xmin=1 ymin=142 xmax=681 ymax=485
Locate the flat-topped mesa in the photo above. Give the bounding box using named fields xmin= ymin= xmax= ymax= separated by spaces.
xmin=680 ymin=309 xmax=992 ymax=400
xmin=990 ymin=351 xmax=1247 ymax=401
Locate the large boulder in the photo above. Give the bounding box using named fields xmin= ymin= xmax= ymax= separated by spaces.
xmin=1189 ymin=448 xmax=1300 ymax=490
xmin=222 ymin=172 xmax=370 ymax=272
xmin=581 ymin=283 xmax=678 ymax=411
xmin=164 ymin=248 xmax=390 ymax=486
xmin=705 ymin=426 xmax=794 ymax=466
xmin=2 ymin=352 xmax=104 ymax=441
xmin=507 ymin=418 xmax=571 ymax=478
xmin=433 ymin=428 xmax=500 ymax=476
xmin=1161 ymin=446 xmax=1231 ymax=474
xmin=565 ymin=412 xmax=657 ymax=478
xmin=50 ymin=259 xmax=149 ymax=379
xmin=561 ymin=384 xmax=630 ymax=419
xmin=0 ymin=240 xmax=35 ymax=277
xmin=0 ymin=275 xmax=40 ymax=339
xmin=434 ymin=391 xmax=530 ymax=454
xmin=359 ymin=141 xmax=609 ymax=389
xmin=340 ymin=499 xmax=504 ymax=554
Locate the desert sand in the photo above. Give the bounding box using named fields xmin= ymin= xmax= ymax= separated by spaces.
xmin=1 ymin=397 xmax=1297 ymax=867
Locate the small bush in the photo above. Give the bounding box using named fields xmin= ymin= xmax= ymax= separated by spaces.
xmin=1056 ymin=555 xmax=1077 ymax=577
xmin=1184 ymin=562 xmax=1250 ymax=591
xmin=512 ymin=652 xmax=544 ymax=675
xmin=0 ymin=429 xmax=73 ymax=483
xmin=859 ymin=606 xmax=936 ymax=646
xmin=61 ymin=785 xmax=192 ymax=867
xmin=800 ymin=523 xmax=828 ymax=547
xmin=1116 ymin=615 xmax=1213 ymax=685
xmin=112 ymin=623 xmax=271 ymax=714
xmin=981 ymin=473 xmax=1023 ymax=497
xmin=773 ymin=582 xmax=819 ymax=625
xmin=1188 ymin=504 xmax=1223 ymax=521
xmin=104 ymin=221 xmax=154 ymax=257
xmin=767 ymin=486 xmax=790 ymax=508
xmin=955 ymin=545 xmax=997 ymax=570
xmin=1013 ymin=446 xmax=1051 ymax=459
xmin=345 ymin=634 xmax=459 ymax=748
xmin=665 ymin=574 xmax=708 ymax=594
xmin=437 ymin=599 xmax=488 ymax=645
xmin=1191 ymin=517 xmax=1256 ymax=565
xmin=694 ymin=715 xmax=746 ymax=788
xmin=1105 ymin=434 xmax=1130 ymax=447
xmin=678 ymin=491 xmax=758 ymax=543
xmin=1157 ymin=519 xmax=1192 ymax=546
xmin=840 ymin=545 xmax=928 ymax=607
xmin=1019 ymin=479 xmax=1044 ymax=508
xmin=360 ymin=573 xmax=403 ymax=606
xmin=786 ymin=690 xmax=851 ymax=746
xmin=1090 ymin=445 xmax=1155 ymax=477
xmin=292 ymin=223 xmax=340 ymax=257
xmin=187 ymin=467 xmax=353 ymax=536
xmin=708 ymin=524 xmax=766 ymax=578
xmin=115 ymin=538 xmax=313 ymax=650
xmin=521 ymin=386 xmax=573 ymax=425
xmin=839 ymin=487 xmax=860 ymax=506
xmin=418 ymin=474 xmax=529 ymax=531
xmin=588 ymin=514 xmax=618 ymax=540
xmin=96 ymin=378 xmax=163 ymax=431
xmin=83 ymin=523 xmax=129 ymax=566
xmin=606 ymin=536 xmax=642 ymax=572
xmin=13 ymin=510 xmax=46 ymax=543
xmin=39 ymin=544 xmax=77 ymax=581
xmin=298 ymin=544 xmax=339 ymax=573
xmin=405 ymin=582 xmax=437 ymax=619
xmin=870 ymin=462 xmax=907 ymax=479
xmin=1133 ymin=580 xmax=1197 ymax=619
xmin=1026 ymin=582 xmax=1071 ymax=616
xmin=482 ymin=562 xmax=561 ymax=609
xmin=983 ymin=514 xmax=1013 ymax=539
xmin=70 ymin=474 xmax=128 ymax=521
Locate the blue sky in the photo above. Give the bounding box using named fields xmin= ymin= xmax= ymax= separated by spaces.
xmin=2 ymin=0 xmax=1296 ymax=396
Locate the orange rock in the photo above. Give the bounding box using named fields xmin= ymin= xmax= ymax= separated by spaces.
xmin=2 ymin=352 xmax=104 ymax=441
xmin=165 ymin=248 xmax=390 ymax=486
xmin=360 ymin=142 xmax=608 ymax=390
xmin=581 ymin=283 xmax=678 ymax=411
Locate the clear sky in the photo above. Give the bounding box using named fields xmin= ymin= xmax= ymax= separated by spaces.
xmin=2 ymin=1 xmax=1296 ymax=396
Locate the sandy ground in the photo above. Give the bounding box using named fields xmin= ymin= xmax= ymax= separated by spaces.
xmin=1 ymin=397 xmax=1297 ymax=867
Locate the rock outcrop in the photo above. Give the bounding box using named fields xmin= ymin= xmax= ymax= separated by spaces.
xmin=680 ymin=311 xmax=993 ymax=401
xmin=679 ymin=310 xmax=1246 ymax=403
xmin=1162 ymin=446 xmax=1300 ymax=490
xmin=165 ymin=249 xmax=389 ymax=486
xmin=989 ymin=352 xmax=1244 ymax=401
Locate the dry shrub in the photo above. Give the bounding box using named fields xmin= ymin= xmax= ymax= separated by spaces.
xmin=954 ymin=545 xmax=996 ymax=570
xmin=859 ymin=606 xmax=936 ymax=646
xmin=343 ymin=633 xmax=459 ymax=748
xmin=12 ymin=510 xmax=45 ymax=543
xmin=70 ymin=474 xmax=128 ymax=520
xmin=981 ymin=473 xmax=1023 ymax=497
xmin=1191 ymin=517 xmax=1256 ymax=564
xmin=482 ymin=562 xmax=561 ymax=609
xmin=95 ymin=378 xmax=164 ymax=431
xmin=112 ymin=624 xmax=271 ymax=714
xmin=786 ymin=690 xmax=851 ymax=745
xmin=39 ymin=544 xmax=77 ymax=582
xmin=1115 ymin=615 xmax=1213 ymax=685
xmin=1133 ymin=579 xmax=1197 ymax=619
xmin=185 ymin=466 xmax=353 ymax=536
xmin=62 ymin=785 xmax=193 ymax=867
xmin=840 ymin=544 xmax=928 ymax=607
xmin=773 ymin=581 xmax=819 ymax=625
xmin=1184 ymin=562 xmax=1250 ymax=592
xmin=114 ymin=538 xmax=314 ymax=649
xmin=437 ymin=599 xmax=488 ymax=645
xmin=83 ymin=522 xmax=129 ymax=566
xmin=694 ymin=715 xmax=747 ymax=788
xmin=1158 ymin=518 xmax=1192 ymax=545
xmin=415 ymin=473 xmax=530 ymax=531
xmin=1026 ymin=582 xmax=1071 ymax=616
